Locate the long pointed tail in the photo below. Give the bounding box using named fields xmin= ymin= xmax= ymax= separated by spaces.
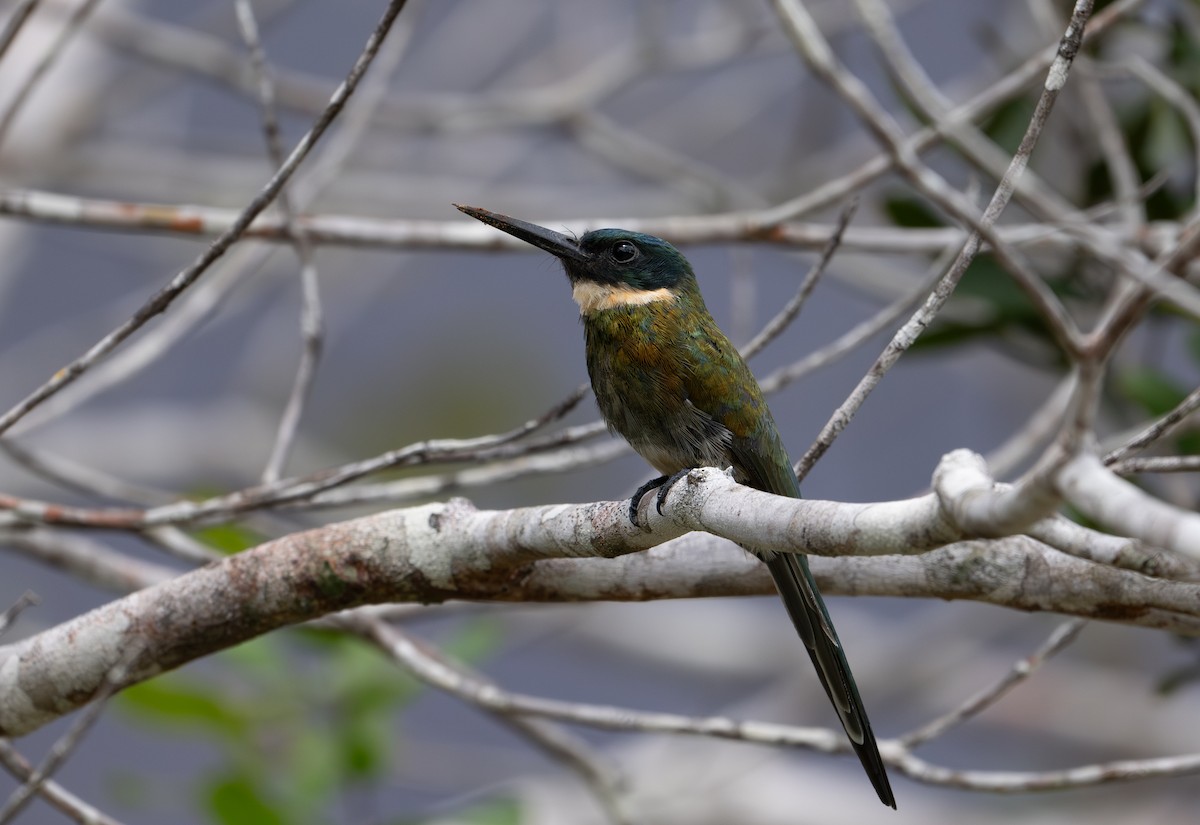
xmin=765 ymin=552 xmax=895 ymax=809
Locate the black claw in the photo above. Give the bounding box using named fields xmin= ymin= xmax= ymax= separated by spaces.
xmin=628 ymin=475 xmax=669 ymax=527
xmin=654 ymin=468 xmax=694 ymax=516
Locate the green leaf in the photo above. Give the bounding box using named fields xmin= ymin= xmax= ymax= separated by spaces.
xmin=328 ymin=637 xmax=421 ymax=709
xmin=118 ymin=675 xmax=247 ymax=737
xmin=445 ymin=618 xmax=503 ymax=663
xmin=981 ymin=96 xmax=1036 ymax=154
xmin=1187 ymin=326 xmax=1200 ymax=366
xmin=458 ymin=797 xmax=523 ymax=825
xmin=1167 ymin=15 xmax=1200 ymax=91
xmin=339 ymin=714 xmax=393 ymax=781
xmin=953 ymin=255 xmax=1036 ymax=316
xmin=191 ymin=524 xmax=264 ymax=555
xmin=1114 ymin=366 xmax=1186 ymax=417
xmin=1178 ymin=432 xmax=1200 ymax=457
xmin=105 ymin=771 xmax=151 ymax=809
xmin=1118 ymin=95 xmax=1190 ymax=221
xmin=1156 ymin=662 xmax=1200 ymax=696
xmin=223 ymin=636 xmax=291 ymax=679
xmin=1143 ymin=100 xmax=1189 ymax=181
xmin=205 ymin=774 xmax=287 ymax=825
xmin=1113 ymin=362 xmax=1200 ymax=455
xmin=910 ymin=255 xmax=1065 ymax=363
xmin=284 ymin=726 xmax=342 ymax=814
xmin=882 ymin=194 xmax=942 ymax=228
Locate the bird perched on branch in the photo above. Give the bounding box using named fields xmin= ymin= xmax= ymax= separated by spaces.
xmin=456 ymin=203 xmax=895 ymax=809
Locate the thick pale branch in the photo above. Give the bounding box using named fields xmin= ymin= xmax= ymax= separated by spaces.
xmin=659 ymin=468 xmax=958 ymax=557
xmin=1059 ymin=453 xmax=1200 ymax=560
xmin=0 ymin=495 xmax=662 ymax=738
xmin=4 ymin=470 xmax=1200 ymax=738
xmin=1026 ymin=516 xmax=1199 ymax=580
xmin=512 ymin=536 xmax=1200 ymax=631
xmin=933 ymin=449 xmax=1063 ymax=537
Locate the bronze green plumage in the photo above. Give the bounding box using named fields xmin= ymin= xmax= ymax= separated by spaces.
xmin=456 ymin=204 xmax=895 ymax=809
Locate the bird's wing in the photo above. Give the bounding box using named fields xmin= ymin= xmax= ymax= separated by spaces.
xmin=678 ymin=334 xmax=896 ymax=808
xmin=730 ymin=431 xmax=895 ymax=807
xmin=761 ymin=553 xmax=894 ymax=807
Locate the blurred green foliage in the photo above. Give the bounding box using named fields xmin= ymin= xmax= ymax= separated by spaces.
xmin=887 ymin=17 xmax=1200 ymax=415
xmin=117 ymin=621 xmax=502 ymax=825
xmin=104 ymin=5 xmax=1200 ymax=823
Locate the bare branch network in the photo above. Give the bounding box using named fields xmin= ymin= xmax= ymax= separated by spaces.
xmin=1 ymin=0 xmax=1199 ymax=822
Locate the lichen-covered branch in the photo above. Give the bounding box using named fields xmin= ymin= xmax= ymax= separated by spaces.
xmin=3 ymin=462 xmax=1198 ymax=740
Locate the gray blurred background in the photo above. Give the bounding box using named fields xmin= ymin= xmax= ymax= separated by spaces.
xmin=0 ymin=0 xmax=1198 ymax=823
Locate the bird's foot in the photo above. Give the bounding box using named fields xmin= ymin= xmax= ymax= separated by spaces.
xmin=628 ymin=475 xmax=668 ymax=527
xmin=654 ymin=468 xmax=694 ymax=516
xmin=628 ymin=469 xmax=699 ymax=527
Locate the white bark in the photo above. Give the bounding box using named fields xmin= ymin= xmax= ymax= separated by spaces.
xmin=3 ymin=464 xmax=1198 ymax=739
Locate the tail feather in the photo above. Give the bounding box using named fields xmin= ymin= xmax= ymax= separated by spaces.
xmin=765 ymin=552 xmax=896 ymax=809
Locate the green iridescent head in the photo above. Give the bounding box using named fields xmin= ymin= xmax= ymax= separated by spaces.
xmin=570 ymin=228 xmax=693 ymax=290
xmin=455 ymin=204 xmax=694 ymax=292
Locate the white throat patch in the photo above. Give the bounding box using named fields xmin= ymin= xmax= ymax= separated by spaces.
xmin=572 ymin=282 xmax=675 ymax=314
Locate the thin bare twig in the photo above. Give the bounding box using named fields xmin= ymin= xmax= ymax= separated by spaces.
xmin=758 ymin=0 xmax=1140 ymax=226
xmin=895 ymin=748 xmax=1200 ymax=793
xmin=346 ymin=616 xmax=635 ymax=825
xmin=234 ymin=0 xmax=325 ymax=484
xmin=0 ymin=741 xmax=126 ymax=825
xmin=787 ymin=0 xmax=1093 ymax=481
xmin=0 ymin=0 xmax=43 ymax=65
xmin=0 ymin=384 xmax=590 ymax=528
xmin=0 ymin=591 xmax=38 ymax=638
xmin=1110 ymin=455 xmax=1200 ymax=475
xmin=1075 ymin=59 xmax=1144 ymax=231
xmin=1115 ymin=56 xmax=1200 ymax=217
xmin=740 ymin=199 xmax=857 ymax=361
xmin=758 ymin=233 xmax=955 ymax=395
xmin=0 ymin=0 xmax=413 ymax=438
xmin=985 ymin=374 xmax=1078 ymax=480
xmin=12 ymin=1 xmax=419 ymax=436
xmin=901 ymin=619 xmax=1086 ymax=748
xmin=305 ymin=440 xmax=628 ymax=510
xmin=3 ymin=528 xmax=177 ymax=592
xmin=0 ymin=0 xmax=101 ymax=148
xmin=0 ymin=185 xmax=1094 ymax=251
xmin=1104 ymin=384 xmax=1200 ymax=463
xmin=852 ymin=0 xmax=1085 ymax=233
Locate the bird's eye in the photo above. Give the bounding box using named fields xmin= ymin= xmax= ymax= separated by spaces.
xmin=610 ymin=240 xmax=638 ymax=263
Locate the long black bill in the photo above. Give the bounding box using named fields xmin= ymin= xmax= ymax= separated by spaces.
xmin=455 ymin=204 xmax=589 ymax=263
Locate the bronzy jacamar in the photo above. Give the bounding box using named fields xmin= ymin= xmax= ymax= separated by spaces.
xmin=456 ymin=204 xmax=895 ymax=809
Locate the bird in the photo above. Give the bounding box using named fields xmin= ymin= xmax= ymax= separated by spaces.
xmin=455 ymin=203 xmax=895 ymax=809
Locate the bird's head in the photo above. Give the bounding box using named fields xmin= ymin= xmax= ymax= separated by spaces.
xmin=455 ymin=204 xmax=696 ymax=314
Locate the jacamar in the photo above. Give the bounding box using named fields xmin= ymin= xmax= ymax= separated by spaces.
xmin=456 ymin=204 xmax=895 ymax=809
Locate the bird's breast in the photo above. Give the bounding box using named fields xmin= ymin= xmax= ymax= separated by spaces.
xmin=583 ymin=305 xmax=735 ymax=474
